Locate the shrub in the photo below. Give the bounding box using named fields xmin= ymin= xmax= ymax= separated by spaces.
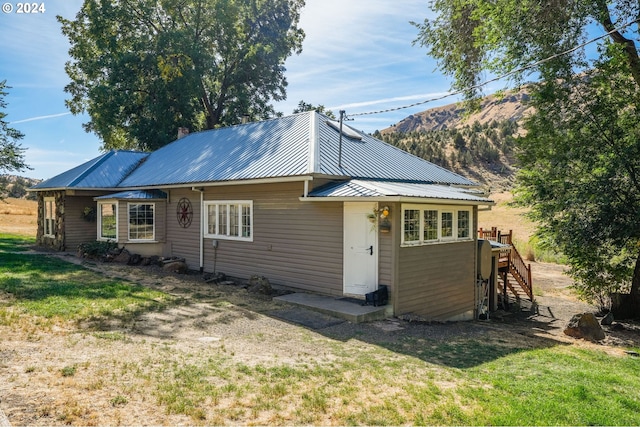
xmin=77 ymin=240 xmax=118 ymax=259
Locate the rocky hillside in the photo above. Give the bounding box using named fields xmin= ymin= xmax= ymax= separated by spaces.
xmin=0 ymin=175 xmax=41 ymax=199
xmin=384 ymin=89 xmax=531 ymax=134
xmin=376 ymin=88 xmax=531 ymax=191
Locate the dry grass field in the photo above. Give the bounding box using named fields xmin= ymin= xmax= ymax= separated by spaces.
xmin=0 ymin=198 xmax=37 ymax=237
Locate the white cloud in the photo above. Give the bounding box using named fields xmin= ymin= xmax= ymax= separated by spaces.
xmin=11 ymin=112 xmax=71 ymax=124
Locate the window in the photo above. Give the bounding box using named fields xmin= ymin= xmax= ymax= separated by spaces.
xmin=204 ymin=201 xmax=253 ymax=241
xmin=458 ymin=210 xmax=470 ymax=238
xmin=128 ymin=203 xmax=155 ymax=241
xmin=43 ymin=197 xmax=56 ymax=236
xmin=441 ymin=211 xmax=454 ymax=239
xmin=423 ymin=209 xmax=438 ymax=241
xmin=98 ymin=202 xmax=117 ymax=240
xmin=403 ymin=209 xmax=420 ymax=243
xmin=401 ymin=204 xmax=473 ymax=246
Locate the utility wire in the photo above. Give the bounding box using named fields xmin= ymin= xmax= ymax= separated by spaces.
xmin=348 ymin=17 xmax=640 ymax=118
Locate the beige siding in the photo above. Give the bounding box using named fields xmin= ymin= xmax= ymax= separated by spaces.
xmin=164 ymin=182 xmax=344 ymax=295
xmin=65 ymin=195 xmax=100 ymax=251
xmin=377 ymin=201 xmax=400 ymax=295
xmin=165 ymin=188 xmax=203 ymax=264
xmin=396 ymin=240 xmax=476 ymax=321
xmin=112 ymin=200 xmax=167 ymax=255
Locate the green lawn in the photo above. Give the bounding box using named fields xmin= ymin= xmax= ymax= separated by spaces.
xmin=1 ymin=233 xmax=639 ymax=425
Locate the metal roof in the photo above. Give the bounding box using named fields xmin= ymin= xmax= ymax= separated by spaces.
xmin=307 ymin=179 xmax=493 ymax=204
xmin=119 ymin=113 xmax=311 ymax=187
xmin=119 ymin=111 xmax=475 ymax=188
xmin=316 ymin=119 xmax=474 ymax=185
xmin=31 ymin=150 xmax=148 ymax=190
xmin=94 ymin=190 xmax=167 ymax=200
xmin=32 ymin=112 xmax=479 ymax=192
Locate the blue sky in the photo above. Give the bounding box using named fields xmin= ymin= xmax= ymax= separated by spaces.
xmin=0 ymin=0 xmax=504 ymax=180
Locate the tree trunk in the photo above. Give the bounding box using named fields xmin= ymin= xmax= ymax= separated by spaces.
xmin=595 ymin=0 xmax=640 ymax=87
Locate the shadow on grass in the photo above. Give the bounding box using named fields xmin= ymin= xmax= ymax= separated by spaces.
xmin=0 ymin=252 xmax=177 ymax=323
xmin=266 ymin=305 xmax=570 ymax=369
xmin=0 ymin=234 xmax=35 ymax=252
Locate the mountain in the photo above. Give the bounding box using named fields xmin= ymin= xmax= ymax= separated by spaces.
xmin=375 ymin=88 xmax=532 ymax=191
xmin=0 ymin=175 xmax=41 ymax=199
xmin=383 ymin=89 xmax=532 ymax=134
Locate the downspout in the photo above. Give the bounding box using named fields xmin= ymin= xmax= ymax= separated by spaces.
xmin=192 ymin=187 xmax=204 ymax=273
xmin=200 ymin=189 xmax=204 ymax=273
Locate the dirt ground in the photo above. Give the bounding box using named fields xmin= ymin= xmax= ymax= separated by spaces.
xmin=1 ymin=251 xmax=639 ymax=426
xmin=2 ymin=197 xmax=640 ymax=425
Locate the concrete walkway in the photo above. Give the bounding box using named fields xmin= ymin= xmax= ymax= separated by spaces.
xmin=274 ymin=292 xmax=391 ymax=323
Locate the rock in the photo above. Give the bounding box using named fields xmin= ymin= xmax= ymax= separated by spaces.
xmin=247 ymin=275 xmax=272 ymax=295
xmin=113 ymin=249 xmax=131 ymax=264
xmin=600 ymin=312 xmax=614 ymax=326
xmin=564 ymin=312 xmax=606 ymax=341
xmin=163 ymin=261 xmax=188 ymax=274
xmin=611 ymin=322 xmax=626 ymax=331
xmin=128 ymin=253 xmax=142 ymax=265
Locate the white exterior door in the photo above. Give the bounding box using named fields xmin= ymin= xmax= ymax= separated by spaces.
xmin=343 ymin=202 xmax=378 ymax=296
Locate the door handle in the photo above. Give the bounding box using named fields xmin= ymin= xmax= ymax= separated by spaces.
xmin=368 ymin=245 xmax=373 ymax=255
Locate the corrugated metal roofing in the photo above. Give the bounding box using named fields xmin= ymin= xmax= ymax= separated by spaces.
xmin=119 ymin=111 xmax=475 ymax=188
xmin=31 ymin=150 xmax=148 ymax=190
xmin=308 ymin=179 xmax=493 ymax=204
xmin=94 ymin=190 xmax=167 ymax=200
xmin=119 ymin=114 xmax=311 ymax=187
xmin=315 ymin=119 xmax=474 ymax=186
xmin=32 ymin=111 xmax=478 ymax=192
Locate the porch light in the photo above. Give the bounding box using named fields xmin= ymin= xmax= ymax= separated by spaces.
xmin=380 ymin=206 xmax=390 ymax=218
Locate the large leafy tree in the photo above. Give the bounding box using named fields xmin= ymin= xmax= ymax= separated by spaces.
xmin=0 ymin=80 xmax=29 ymax=179
xmin=414 ymin=1 xmax=640 ymax=315
xmin=58 ymin=0 xmax=305 ymax=151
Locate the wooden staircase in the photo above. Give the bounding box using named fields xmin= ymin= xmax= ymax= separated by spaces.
xmin=478 ymin=227 xmax=534 ymax=303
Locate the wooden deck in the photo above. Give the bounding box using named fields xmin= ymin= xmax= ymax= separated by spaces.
xmin=478 ymin=227 xmax=534 ymax=302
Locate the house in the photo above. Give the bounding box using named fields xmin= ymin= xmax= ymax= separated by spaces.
xmin=30 ymin=111 xmax=494 ymax=321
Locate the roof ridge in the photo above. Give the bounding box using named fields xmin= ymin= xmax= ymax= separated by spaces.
xmin=67 ymin=151 xmax=115 ymax=187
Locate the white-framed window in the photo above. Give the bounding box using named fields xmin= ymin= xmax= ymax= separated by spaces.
xmin=401 ymin=204 xmax=472 ymax=246
xmin=204 ymin=200 xmax=253 ymax=241
xmin=128 ymin=203 xmax=155 ymax=241
xmin=43 ymin=197 xmax=56 ymax=237
xmin=98 ymin=202 xmax=118 ymax=241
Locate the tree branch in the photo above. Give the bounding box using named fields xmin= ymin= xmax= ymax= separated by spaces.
xmin=595 ymin=1 xmax=640 ymax=86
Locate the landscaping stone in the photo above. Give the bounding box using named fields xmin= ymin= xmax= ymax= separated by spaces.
xmin=112 ymin=249 xmax=131 ymax=264
xmin=600 ymin=312 xmax=614 ymax=326
xmin=247 ymin=275 xmax=272 ymax=295
xmin=563 ymin=312 xmax=605 ymax=341
xmin=163 ymin=261 xmax=188 ymax=274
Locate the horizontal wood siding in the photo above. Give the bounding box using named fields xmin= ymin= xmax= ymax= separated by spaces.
xmin=165 ymin=189 xmax=202 ymax=265
xmin=64 ymin=195 xmax=99 ymax=251
xmin=396 ymin=240 xmax=475 ymax=320
xmin=196 ymin=182 xmax=344 ymax=295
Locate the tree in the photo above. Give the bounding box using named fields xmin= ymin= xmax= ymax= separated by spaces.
xmin=58 ymin=0 xmax=305 ymax=151
xmin=0 ymin=80 xmax=29 ymax=179
xmin=414 ymin=1 xmax=640 ymax=316
xmin=292 ymin=100 xmax=336 ymax=119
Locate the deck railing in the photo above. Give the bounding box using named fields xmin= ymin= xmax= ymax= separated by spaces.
xmin=478 ymin=227 xmax=533 ymax=301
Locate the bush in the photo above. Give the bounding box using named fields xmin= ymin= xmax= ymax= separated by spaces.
xmin=77 ymin=241 xmax=118 ymax=259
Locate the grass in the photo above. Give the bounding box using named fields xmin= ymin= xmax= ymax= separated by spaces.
xmin=1 ymin=232 xmax=639 ymax=425
xmin=0 ymin=235 xmax=174 ymax=323
xmin=146 ymin=340 xmax=640 ymax=425
xmin=0 ymin=232 xmax=35 ymax=252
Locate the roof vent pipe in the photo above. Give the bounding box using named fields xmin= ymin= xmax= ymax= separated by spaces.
xmin=177 ymin=127 xmax=189 ymax=139
xmin=241 ymin=115 xmax=250 ymax=124
xmin=338 ymin=110 xmax=345 ymax=169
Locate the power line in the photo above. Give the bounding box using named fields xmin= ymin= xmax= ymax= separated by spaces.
xmin=348 ymin=17 xmax=640 ymax=118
